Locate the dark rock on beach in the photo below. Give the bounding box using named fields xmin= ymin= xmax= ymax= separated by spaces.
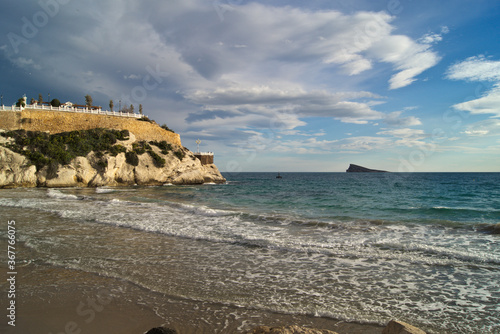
xmin=245 ymin=325 xmax=338 ymax=334
xmin=145 ymin=327 xmax=177 ymax=334
xmin=243 ymin=320 xmax=426 ymax=334
xmin=143 ymin=320 xmax=427 ymax=334
xmin=346 ymin=164 xmax=388 ymax=173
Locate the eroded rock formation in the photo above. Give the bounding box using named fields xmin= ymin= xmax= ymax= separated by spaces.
xmin=0 ymin=130 xmax=225 ymax=188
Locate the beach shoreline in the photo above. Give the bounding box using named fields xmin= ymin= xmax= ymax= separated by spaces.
xmin=1 ymin=262 xmax=385 ymax=334
xmin=4 ymin=174 xmax=497 ymax=333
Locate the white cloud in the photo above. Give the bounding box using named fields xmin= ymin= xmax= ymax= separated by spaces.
xmin=418 ymin=26 xmax=449 ymax=44
xmin=367 ymin=32 xmax=442 ymax=89
xmin=11 ymin=57 xmax=42 ymax=70
xmin=377 ymin=39 xmax=440 ymax=89
xmin=384 ymin=111 xmax=422 ymax=127
xmin=1 ymin=0 xmax=442 ymax=115
xmin=0 ymin=0 xmax=443 ymax=157
xmin=148 ymin=2 xmax=439 ymax=89
xmin=378 ymin=128 xmax=426 ymax=138
xmin=184 ymin=85 xmax=385 ymax=125
xmin=462 ymin=119 xmax=500 ymax=136
xmin=446 ymin=56 xmax=500 ymax=82
xmin=248 ymin=134 xmax=393 ymax=155
xmin=377 ymin=128 xmax=428 ymax=147
xmin=124 ymin=74 xmax=141 ymax=80
xmin=447 ymin=56 xmax=500 ymax=117
xmin=452 ymin=85 xmax=500 ymax=117
xmin=337 ymin=136 xmax=393 ymax=152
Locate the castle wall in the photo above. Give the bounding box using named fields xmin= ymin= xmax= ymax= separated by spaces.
xmin=0 ymin=109 xmax=182 ymax=146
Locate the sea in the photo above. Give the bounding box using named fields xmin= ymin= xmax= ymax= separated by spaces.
xmin=1 ymin=172 xmax=499 ymax=334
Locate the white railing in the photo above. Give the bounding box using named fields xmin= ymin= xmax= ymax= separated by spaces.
xmin=195 ymin=152 xmax=214 ymax=155
xmin=1 ymin=105 xmax=23 ymax=112
xmin=1 ymin=104 xmax=144 ymax=118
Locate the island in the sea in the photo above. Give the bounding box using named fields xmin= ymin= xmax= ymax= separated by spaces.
xmin=346 ymin=164 xmax=388 ymax=173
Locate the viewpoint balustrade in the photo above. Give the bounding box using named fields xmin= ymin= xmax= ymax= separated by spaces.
xmin=0 ymin=103 xmax=143 ymax=118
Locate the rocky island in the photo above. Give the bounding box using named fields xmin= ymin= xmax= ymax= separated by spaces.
xmin=0 ymin=109 xmax=225 ymax=188
xmin=346 ymin=164 xmax=388 ymax=173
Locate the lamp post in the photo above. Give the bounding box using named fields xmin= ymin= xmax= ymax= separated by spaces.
xmin=196 ymin=139 xmax=201 ymax=153
xmin=119 ymin=100 xmax=121 ymax=112
xmin=48 ymin=93 xmax=50 ymax=105
xmin=1 ymin=94 xmax=3 ymax=107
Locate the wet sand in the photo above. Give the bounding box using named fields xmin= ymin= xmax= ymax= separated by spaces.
xmin=1 ymin=263 xmax=384 ymax=334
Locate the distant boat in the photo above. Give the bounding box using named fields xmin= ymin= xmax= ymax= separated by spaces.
xmin=276 ymin=172 xmax=282 ymax=179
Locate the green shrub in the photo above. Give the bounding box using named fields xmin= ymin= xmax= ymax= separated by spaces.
xmin=50 ymin=99 xmax=61 ymax=107
xmin=108 ymin=144 xmax=126 ymax=156
xmin=96 ymin=158 xmax=108 ymax=170
xmin=125 ymin=151 xmax=139 ymax=166
xmin=132 ymin=141 xmax=152 ymax=155
xmin=132 ymin=142 xmax=146 ymax=155
xmin=46 ymin=160 xmax=60 ymax=180
xmin=116 ymin=130 xmax=130 ymax=141
xmin=160 ymin=124 xmax=175 ymax=133
xmin=26 ymin=151 xmax=50 ymax=170
xmin=137 ymin=116 xmax=153 ymax=123
xmin=174 ymin=149 xmax=185 ymax=160
xmin=149 ymin=140 xmax=172 ymax=152
xmin=148 ymin=150 xmax=166 ymax=168
xmin=0 ymin=129 xmax=134 ymax=170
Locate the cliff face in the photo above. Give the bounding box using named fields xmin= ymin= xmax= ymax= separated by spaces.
xmin=346 ymin=164 xmax=388 ymax=173
xmin=0 ymin=130 xmax=225 ymax=188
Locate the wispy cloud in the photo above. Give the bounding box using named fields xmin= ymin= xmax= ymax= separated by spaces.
xmin=447 ymin=56 xmax=500 ymax=117
xmin=184 ymin=86 xmax=385 ymax=125
xmin=369 ymin=34 xmax=442 ymax=89
xmin=383 ymin=111 xmax=422 ymax=127
xmin=446 ymin=55 xmax=500 ymax=82
xmin=463 ymin=119 xmax=500 ymax=136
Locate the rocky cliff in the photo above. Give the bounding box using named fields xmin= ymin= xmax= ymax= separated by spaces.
xmin=346 ymin=164 xmax=388 ymax=173
xmin=0 ymin=129 xmax=225 ymax=188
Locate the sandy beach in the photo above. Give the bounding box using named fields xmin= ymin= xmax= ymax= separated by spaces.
xmin=1 ymin=262 xmax=384 ymax=334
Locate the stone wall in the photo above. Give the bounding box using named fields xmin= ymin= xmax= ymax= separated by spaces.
xmin=194 ymin=154 xmax=214 ymax=165
xmin=0 ymin=109 xmax=181 ymax=146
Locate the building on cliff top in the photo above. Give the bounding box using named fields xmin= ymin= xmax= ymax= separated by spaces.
xmin=193 ymin=140 xmax=215 ymax=165
xmin=194 ymin=152 xmax=214 ymax=165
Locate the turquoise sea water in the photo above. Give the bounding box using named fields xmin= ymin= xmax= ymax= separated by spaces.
xmin=1 ymin=172 xmax=499 ymax=333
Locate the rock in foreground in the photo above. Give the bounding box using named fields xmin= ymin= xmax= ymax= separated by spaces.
xmin=245 ymin=325 xmax=339 ymax=334
xmin=244 ymin=320 xmax=426 ymax=334
xmin=382 ymin=320 xmax=426 ymax=334
xmin=145 ymin=327 xmax=177 ymax=334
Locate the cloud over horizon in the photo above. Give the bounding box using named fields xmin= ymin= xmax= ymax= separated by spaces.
xmin=1 ymin=0 xmax=498 ymax=171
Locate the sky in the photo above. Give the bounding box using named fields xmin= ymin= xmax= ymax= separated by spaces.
xmin=1 ymin=0 xmax=500 ymax=172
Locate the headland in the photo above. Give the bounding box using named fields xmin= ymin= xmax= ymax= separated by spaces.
xmin=0 ymin=108 xmax=225 ymax=188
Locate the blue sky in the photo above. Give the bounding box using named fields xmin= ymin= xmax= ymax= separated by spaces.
xmin=1 ymin=0 xmax=500 ymax=172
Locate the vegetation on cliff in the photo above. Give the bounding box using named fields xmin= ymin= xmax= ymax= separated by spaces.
xmin=0 ymin=129 xmax=187 ymax=171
